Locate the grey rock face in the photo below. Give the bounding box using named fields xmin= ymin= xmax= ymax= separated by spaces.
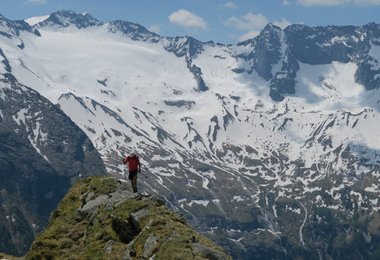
xmin=192 ymin=242 xmax=231 ymax=260
xmin=164 ymin=36 xmax=204 ymax=58
xmin=164 ymin=100 xmax=196 ymax=109
xmin=252 ymin=24 xmax=284 ymax=81
xmin=269 ymin=51 xmax=299 ymax=101
xmin=142 ymin=234 xmax=158 ymax=258
xmin=108 ymin=20 xmax=160 ymax=42
xmin=285 ymin=24 xmax=365 ymax=64
xmin=79 ymin=188 xmax=140 ymax=219
xmin=355 ymin=56 xmax=380 ymax=90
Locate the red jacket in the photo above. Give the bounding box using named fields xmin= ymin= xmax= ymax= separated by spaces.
xmin=123 ymin=154 xmax=140 ymax=172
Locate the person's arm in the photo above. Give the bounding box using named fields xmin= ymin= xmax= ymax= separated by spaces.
xmin=123 ymin=156 xmax=129 ymax=165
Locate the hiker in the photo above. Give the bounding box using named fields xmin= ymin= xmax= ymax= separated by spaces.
xmin=122 ymin=152 xmax=141 ymax=193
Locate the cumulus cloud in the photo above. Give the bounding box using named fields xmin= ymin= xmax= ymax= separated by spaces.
xmin=148 ymin=25 xmax=161 ymax=34
xmin=168 ymin=9 xmax=207 ymax=30
xmin=297 ymin=0 xmax=348 ymax=6
xmin=225 ymin=12 xmax=268 ymax=31
xmin=274 ymin=18 xmax=291 ymax=29
xmin=351 ymin=0 xmax=380 ymax=4
xmin=225 ymin=13 xmax=292 ymax=41
xmin=26 ymin=0 xmax=47 ymax=4
xmin=238 ymin=31 xmax=261 ymax=41
xmin=224 ymin=2 xmax=238 ymax=9
xmin=225 ymin=13 xmax=268 ymax=41
xmin=296 ymin=0 xmax=380 ymax=5
xmin=236 ymin=19 xmax=291 ymax=41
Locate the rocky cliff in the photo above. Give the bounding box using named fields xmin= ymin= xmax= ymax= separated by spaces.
xmin=25 ymin=176 xmax=231 ymax=260
xmin=0 ymin=78 xmax=107 ymax=256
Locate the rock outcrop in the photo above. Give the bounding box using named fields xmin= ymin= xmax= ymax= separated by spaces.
xmin=26 ymin=176 xmax=231 ymax=260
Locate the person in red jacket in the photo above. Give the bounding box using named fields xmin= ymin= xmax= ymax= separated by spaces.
xmin=122 ymin=152 xmax=141 ymax=193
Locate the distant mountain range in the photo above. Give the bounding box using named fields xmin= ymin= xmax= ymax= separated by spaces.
xmin=0 ymin=10 xmax=380 ymax=259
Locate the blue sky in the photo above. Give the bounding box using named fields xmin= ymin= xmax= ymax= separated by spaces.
xmin=1 ymin=0 xmax=380 ymax=44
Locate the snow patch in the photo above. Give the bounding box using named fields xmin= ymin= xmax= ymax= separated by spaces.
xmin=25 ymin=15 xmax=50 ymax=26
xmin=232 ymin=196 xmax=244 ymax=202
xmin=188 ymin=200 xmax=210 ymax=207
xmin=295 ymin=62 xmax=365 ymax=112
xmin=365 ymin=184 xmax=378 ymax=193
xmin=13 ymin=108 xmax=28 ymax=125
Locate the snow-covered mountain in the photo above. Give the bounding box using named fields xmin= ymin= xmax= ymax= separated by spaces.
xmin=1 ymin=10 xmax=380 ymax=258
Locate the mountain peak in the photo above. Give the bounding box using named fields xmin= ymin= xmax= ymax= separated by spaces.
xmin=0 ymin=13 xmax=37 ymax=37
xmin=108 ymin=20 xmax=160 ymax=41
xmin=36 ymin=10 xmax=101 ymax=29
xmin=259 ymin=23 xmax=283 ymax=38
xmin=263 ymin=23 xmax=282 ymax=32
xmin=25 ymin=15 xmax=50 ymax=26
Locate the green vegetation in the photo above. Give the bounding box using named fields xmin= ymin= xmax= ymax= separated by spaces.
xmin=26 ymin=176 xmax=230 ymax=260
xmin=0 ymin=252 xmax=24 ymax=260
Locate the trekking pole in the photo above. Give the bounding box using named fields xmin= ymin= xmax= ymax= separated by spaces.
xmin=142 ymin=168 xmax=147 ymax=179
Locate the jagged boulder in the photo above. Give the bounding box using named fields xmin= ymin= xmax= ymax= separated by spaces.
xmin=26 ymin=177 xmax=231 ymax=260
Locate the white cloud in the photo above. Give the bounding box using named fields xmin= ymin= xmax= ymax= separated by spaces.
xmin=26 ymin=0 xmax=47 ymax=4
xmin=238 ymin=31 xmax=261 ymax=41
xmin=283 ymin=0 xmax=291 ymax=5
xmin=236 ymin=19 xmax=291 ymax=41
xmin=148 ymin=25 xmax=161 ymax=34
xmin=225 ymin=13 xmax=268 ymax=42
xmin=353 ymin=0 xmax=380 ymax=4
xmin=296 ymin=0 xmax=380 ymax=5
xmin=224 ymin=2 xmax=238 ymax=9
xmin=224 ymin=12 xmax=268 ymax=31
xmin=168 ymin=9 xmax=207 ymax=30
xmin=225 ymin=13 xmax=292 ymax=42
xmin=297 ymin=0 xmax=347 ymax=6
xmin=274 ymin=18 xmax=291 ymax=29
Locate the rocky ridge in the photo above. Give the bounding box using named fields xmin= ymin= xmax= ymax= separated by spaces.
xmin=26 ymin=176 xmax=231 ymax=260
